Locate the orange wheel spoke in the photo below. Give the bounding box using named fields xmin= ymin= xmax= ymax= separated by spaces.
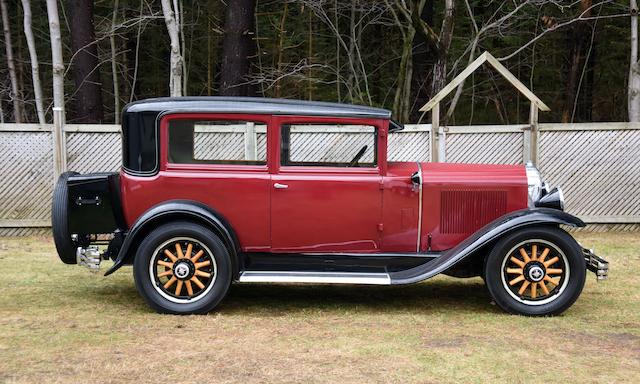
xmin=185 ymin=243 xmax=193 ymax=260
xmin=518 ymin=281 xmax=531 ymax=295
xmin=158 ymin=270 xmax=173 ymax=277
xmin=519 ymin=248 xmax=531 ymax=263
xmin=543 ymin=256 xmax=559 ymax=267
xmin=158 ymin=260 xmax=174 ymax=268
xmin=195 ymin=260 xmax=210 ymax=269
xmin=510 ymin=257 xmax=525 ymax=268
xmin=186 ymin=281 xmax=194 ymax=296
xmin=163 ymin=250 xmax=178 ymax=262
xmin=531 ymin=245 xmax=538 ymax=261
xmin=543 ymin=275 xmax=560 ymax=286
xmin=191 ymin=276 xmax=205 ymax=289
xmin=539 ymin=282 xmax=550 ymax=295
xmin=175 ymin=243 xmax=185 ymax=259
xmin=195 ymin=270 xmax=211 ymax=278
xmin=546 ymin=268 xmax=563 ymax=275
xmin=509 ymin=275 xmax=525 ymax=286
xmin=539 ymin=248 xmax=550 ymax=263
xmin=175 ymin=280 xmax=183 ymax=296
xmin=190 ymin=250 xmax=204 ymax=262
xmin=163 ymin=276 xmax=177 ymax=289
xmin=531 ymin=282 xmax=537 ymax=298
xmin=506 ymin=268 xmax=523 ymax=275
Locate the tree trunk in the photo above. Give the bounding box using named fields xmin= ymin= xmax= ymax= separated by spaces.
xmin=21 ymin=0 xmax=45 ymax=124
xmin=431 ymin=0 xmax=455 ymax=97
xmin=1 ymin=0 xmax=23 ymax=123
xmin=220 ymin=0 xmax=257 ymax=96
xmin=393 ymin=28 xmax=415 ymax=123
xmin=110 ymin=0 xmax=120 ymax=123
xmin=161 ymin=0 xmax=183 ymax=96
xmin=67 ymin=0 xmax=103 ymax=123
xmin=630 ymin=0 xmax=640 ymax=122
xmin=46 ymin=0 xmax=65 ymax=113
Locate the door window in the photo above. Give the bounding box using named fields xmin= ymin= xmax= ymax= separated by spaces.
xmin=168 ymin=119 xmax=267 ymax=165
xmin=280 ymin=124 xmax=377 ymax=167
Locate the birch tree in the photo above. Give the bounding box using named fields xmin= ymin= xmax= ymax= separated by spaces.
xmin=110 ymin=0 xmax=120 ymax=123
xmin=21 ymin=0 xmax=45 ymax=124
xmin=630 ymin=0 xmax=640 ymax=121
xmin=1 ymin=0 xmax=23 ymax=123
xmin=161 ymin=0 xmax=183 ymax=97
xmin=46 ymin=0 xmax=65 ymax=113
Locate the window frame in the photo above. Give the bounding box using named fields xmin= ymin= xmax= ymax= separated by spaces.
xmin=273 ymin=115 xmax=387 ymax=176
xmin=160 ymin=113 xmax=271 ymax=173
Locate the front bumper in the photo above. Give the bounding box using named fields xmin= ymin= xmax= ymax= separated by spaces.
xmin=583 ymin=247 xmax=609 ymax=280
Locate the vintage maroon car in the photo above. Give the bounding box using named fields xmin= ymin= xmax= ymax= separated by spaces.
xmin=52 ymin=97 xmax=608 ymax=315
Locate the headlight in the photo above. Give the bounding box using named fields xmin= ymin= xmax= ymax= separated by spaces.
xmin=526 ymin=162 xmax=565 ymax=211
xmin=525 ymin=162 xmax=543 ymax=207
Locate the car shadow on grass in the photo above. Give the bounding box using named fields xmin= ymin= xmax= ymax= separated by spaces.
xmin=218 ymin=277 xmax=498 ymax=315
xmin=79 ymin=272 xmax=498 ymax=315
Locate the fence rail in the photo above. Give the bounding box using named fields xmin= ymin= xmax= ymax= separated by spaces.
xmin=1 ymin=119 xmax=639 ymax=234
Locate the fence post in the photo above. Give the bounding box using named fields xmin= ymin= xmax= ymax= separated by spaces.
xmin=431 ymin=102 xmax=439 ymax=162
xmin=523 ymin=102 xmax=539 ymax=164
xmin=244 ymin=121 xmax=257 ymax=161
xmin=52 ymin=107 xmax=67 ymax=183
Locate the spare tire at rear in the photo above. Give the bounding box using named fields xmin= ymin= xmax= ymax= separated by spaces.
xmin=52 ymin=171 xmax=79 ymax=264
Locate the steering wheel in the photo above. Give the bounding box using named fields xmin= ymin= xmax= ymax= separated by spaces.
xmin=349 ymin=145 xmax=368 ymax=167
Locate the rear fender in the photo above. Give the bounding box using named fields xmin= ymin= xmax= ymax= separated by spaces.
xmin=104 ymin=200 xmax=240 ymax=277
xmin=389 ymin=208 xmax=585 ymax=285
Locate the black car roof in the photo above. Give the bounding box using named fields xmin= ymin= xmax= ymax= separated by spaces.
xmin=123 ymin=96 xmax=391 ymax=119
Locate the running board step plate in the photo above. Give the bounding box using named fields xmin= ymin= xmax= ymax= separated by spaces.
xmin=238 ymin=271 xmax=391 ymax=285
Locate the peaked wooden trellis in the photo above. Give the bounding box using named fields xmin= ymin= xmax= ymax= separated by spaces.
xmin=419 ymin=51 xmax=550 ymax=164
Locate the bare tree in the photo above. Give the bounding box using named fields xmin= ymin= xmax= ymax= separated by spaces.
xmin=161 ymin=0 xmax=184 ymax=97
xmin=67 ymin=0 xmax=103 ymax=122
xmin=630 ymin=0 xmax=640 ymax=121
xmin=110 ymin=0 xmax=120 ymax=123
xmin=220 ymin=0 xmax=257 ymax=96
xmin=46 ymin=0 xmax=65 ymax=113
xmin=1 ymin=0 xmax=24 ymax=123
xmin=431 ymin=0 xmax=455 ymax=96
xmin=21 ymin=0 xmax=46 ymax=124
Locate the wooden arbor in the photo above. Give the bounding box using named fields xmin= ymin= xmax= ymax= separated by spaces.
xmin=419 ymin=51 xmax=550 ymax=164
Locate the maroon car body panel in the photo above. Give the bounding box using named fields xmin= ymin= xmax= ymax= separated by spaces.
xmin=119 ymin=112 xmax=529 ymax=254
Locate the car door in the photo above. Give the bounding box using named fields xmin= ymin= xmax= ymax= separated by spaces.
xmin=270 ymin=116 xmax=383 ymax=253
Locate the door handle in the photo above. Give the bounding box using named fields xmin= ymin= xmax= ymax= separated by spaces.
xmin=274 ymin=183 xmax=289 ymax=189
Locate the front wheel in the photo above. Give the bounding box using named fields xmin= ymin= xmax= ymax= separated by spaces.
xmin=484 ymin=226 xmax=586 ymax=316
xmin=133 ymin=221 xmax=232 ymax=314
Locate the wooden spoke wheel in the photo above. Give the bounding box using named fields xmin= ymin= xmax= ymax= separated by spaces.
xmin=500 ymin=239 xmax=569 ymax=306
xmin=150 ymin=237 xmax=217 ymax=304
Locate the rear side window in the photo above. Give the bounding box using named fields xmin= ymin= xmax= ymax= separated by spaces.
xmin=168 ymin=119 xmax=267 ymax=165
xmin=281 ymin=123 xmax=377 ymax=167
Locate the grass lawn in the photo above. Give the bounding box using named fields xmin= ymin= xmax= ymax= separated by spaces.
xmin=0 ymin=232 xmax=638 ymax=383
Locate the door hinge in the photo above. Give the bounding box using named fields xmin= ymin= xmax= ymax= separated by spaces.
xmin=379 ymin=180 xmax=385 ymax=190
xmin=377 ymin=223 xmax=384 ymax=232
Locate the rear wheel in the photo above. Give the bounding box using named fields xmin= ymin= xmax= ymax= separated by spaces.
xmin=484 ymin=226 xmax=586 ymax=316
xmin=133 ymin=222 xmax=232 ymax=314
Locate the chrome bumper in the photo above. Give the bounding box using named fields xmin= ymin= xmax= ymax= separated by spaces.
xmin=76 ymin=246 xmax=101 ymax=272
xmin=583 ymin=247 xmax=608 ymax=281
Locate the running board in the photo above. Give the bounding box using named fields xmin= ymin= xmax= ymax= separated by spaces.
xmin=238 ymin=271 xmax=391 ymax=285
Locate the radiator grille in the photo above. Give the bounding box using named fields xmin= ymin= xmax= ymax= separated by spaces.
xmin=440 ymin=190 xmax=508 ymax=234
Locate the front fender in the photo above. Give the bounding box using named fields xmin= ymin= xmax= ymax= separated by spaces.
xmin=389 ymin=208 xmax=584 ymax=285
xmin=104 ymin=200 xmax=240 ymax=277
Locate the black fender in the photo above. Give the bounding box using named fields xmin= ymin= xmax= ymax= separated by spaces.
xmin=104 ymin=200 xmax=241 ymax=277
xmin=389 ymin=208 xmax=585 ymax=285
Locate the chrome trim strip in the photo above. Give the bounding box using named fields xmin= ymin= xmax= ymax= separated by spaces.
xmin=238 ymin=271 xmax=391 ymax=285
xmin=416 ymin=162 xmax=423 ymax=253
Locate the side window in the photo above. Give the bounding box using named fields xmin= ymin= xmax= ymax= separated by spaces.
xmin=281 ymin=123 xmax=377 ymax=167
xmin=168 ymin=119 xmax=267 ymax=165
